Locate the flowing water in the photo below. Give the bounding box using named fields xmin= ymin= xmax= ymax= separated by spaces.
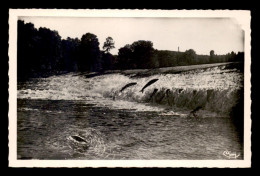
xmin=17 ymin=64 xmax=244 ymax=160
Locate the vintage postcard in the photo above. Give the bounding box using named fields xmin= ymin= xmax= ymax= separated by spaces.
xmin=8 ymin=9 xmax=251 ymax=167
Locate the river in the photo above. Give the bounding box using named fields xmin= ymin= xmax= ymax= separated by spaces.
xmin=17 ymin=64 xmax=244 ymax=160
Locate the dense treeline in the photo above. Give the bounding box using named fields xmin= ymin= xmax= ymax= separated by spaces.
xmin=18 ymin=20 xmax=115 ymax=80
xmin=148 ymin=49 xmax=244 ymax=68
xmin=17 ymin=20 xmax=244 ymax=80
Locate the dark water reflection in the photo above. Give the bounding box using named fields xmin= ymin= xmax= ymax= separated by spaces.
xmin=17 ymin=99 xmax=243 ymax=160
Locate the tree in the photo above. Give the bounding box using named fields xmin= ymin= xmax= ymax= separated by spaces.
xmin=100 ymin=51 xmax=115 ymax=70
xmin=78 ymin=33 xmax=101 ymax=72
xmin=235 ymin=52 xmax=244 ymax=62
xmin=100 ymin=37 xmax=116 ymax=71
xmin=37 ymin=27 xmax=62 ymax=72
xmin=180 ymin=49 xmax=197 ymax=65
xmin=156 ymin=50 xmax=175 ymax=67
xmin=103 ymin=37 xmax=115 ymax=53
xmin=18 ymin=20 xmax=38 ymax=79
xmin=117 ymin=44 xmax=133 ymax=69
xmin=61 ymin=37 xmax=80 ymax=72
xmin=210 ymin=50 xmax=215 ymax=57
xmin=117 ymin=40 xmax=155 ymax=69
xmin=209 ymin=50 xmax=215 ymax=63
xmin=18 ymin=20 xmax=65 ymax=79
xmin=130 ymin=40 xmax=154 ymax=69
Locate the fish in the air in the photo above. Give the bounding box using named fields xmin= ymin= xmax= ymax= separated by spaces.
xmin=120 ymin=82 xmax=137 ymax=92
xmin=149 ymin=88 xmax=158 ymax=101
xmin=140 ymin=79 xmax=159 ymax=93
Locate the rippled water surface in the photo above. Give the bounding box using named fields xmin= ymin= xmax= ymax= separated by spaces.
xmin=17 ymin=99 xmax=243 ymax=160
xmin=17 ymin=66 xmax=243 ymax=160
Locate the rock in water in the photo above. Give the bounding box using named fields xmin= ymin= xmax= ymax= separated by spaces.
xmin=71 ymin=135 xmax=87 ymax=143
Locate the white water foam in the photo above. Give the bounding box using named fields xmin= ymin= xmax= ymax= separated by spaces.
xmin=17 ymin=66 xmax=242 ymax=112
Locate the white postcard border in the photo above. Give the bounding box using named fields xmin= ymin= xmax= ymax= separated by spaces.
xmin=8 ymin=9 xmax=251 ymax=168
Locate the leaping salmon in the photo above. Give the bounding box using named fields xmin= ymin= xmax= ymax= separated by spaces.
xmin=140 ymin=79 xmax=159 ymax=93
xmin=149 ymin=88 xmax=158 ymax=101
xmin=120 ymin=82 xmax=137 ymax=92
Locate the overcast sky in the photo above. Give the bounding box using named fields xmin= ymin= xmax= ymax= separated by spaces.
xmin=19 ymin=17 xmax=244 ymax=55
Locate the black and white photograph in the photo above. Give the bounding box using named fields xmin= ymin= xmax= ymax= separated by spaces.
xmin=8 ymin=9 xmax=251 ymax=167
